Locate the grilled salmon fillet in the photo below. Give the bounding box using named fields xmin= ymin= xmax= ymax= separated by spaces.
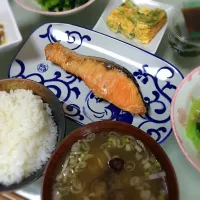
xmin=44 ymin=42 xmax=147 ymax=115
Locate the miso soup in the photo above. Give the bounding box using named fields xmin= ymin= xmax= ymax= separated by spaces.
xmin=53 ymin=132 xmax=168 ymax=200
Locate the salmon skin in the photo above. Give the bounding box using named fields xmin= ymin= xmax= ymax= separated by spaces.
xmin=44 ymin=42 xmax=147 ymax=115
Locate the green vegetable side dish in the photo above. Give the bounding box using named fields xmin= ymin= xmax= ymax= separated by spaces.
xmin=36 ymin=0 xmax=89 ymax=12
xmin=186 ymin=97 xmax=200 ymax=151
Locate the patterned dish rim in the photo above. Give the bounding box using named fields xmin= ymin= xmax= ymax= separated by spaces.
xmin=171 ymin=66 xmax=200 ymax=172
xmin=15 ymin=0 xmax=95 ymax=16
xmin=8 ymin=22 xmax=184 ymax=78
xmin=8 ymin=22 xmax=184 ymax=144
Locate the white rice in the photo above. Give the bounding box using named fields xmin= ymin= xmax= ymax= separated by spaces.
xmin=0 ymin=89 xmax=58 ymax=186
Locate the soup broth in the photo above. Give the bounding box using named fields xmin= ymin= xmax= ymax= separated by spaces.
xmin=53 ymin=132 xmax=167 ymax=200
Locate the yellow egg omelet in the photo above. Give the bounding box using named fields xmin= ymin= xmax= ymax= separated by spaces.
xmin=106 ymin=0 xmax=138 ymax=39
xmin=106 ymin=0 xmax=167 ymax=44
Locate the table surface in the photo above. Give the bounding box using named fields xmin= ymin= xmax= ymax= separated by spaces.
xmin=1 ymin=0 xmax=200 ymax=199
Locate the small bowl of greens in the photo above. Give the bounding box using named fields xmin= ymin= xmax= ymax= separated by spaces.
xmin=171 ymin=66 xmax=200 ymax=172
xmin=15 ymin=0 xmax=95 ymax=16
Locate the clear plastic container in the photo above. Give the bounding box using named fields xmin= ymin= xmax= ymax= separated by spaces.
xmin=168 ymin=3 xmax=200 ymax=57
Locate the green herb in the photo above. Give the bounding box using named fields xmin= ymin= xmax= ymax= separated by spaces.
xmin=124 ymin=0 xmax=137 ymax=9
xmin=186 ymin=98 xmax=200 ymax=150
xmin=130 ymin=8 xmax=165 ymax=27
xmin=36 ymin=0 xmax=89 ymax=12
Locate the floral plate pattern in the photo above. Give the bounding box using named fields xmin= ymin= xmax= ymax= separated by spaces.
xmin=9 ymin=23 xmax=184 ymax=144
xmin=171 ymin=66 xmax=200 ymax=172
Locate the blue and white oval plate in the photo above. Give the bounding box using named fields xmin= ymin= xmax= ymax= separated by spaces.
xmin=9 ymin=23 xmax=184 ymax=144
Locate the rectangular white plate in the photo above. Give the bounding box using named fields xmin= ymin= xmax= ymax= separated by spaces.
xmin=93 ymin=0 xmax=173 ymax=54
xmin=9 ymin=23 xmax=183 ymax=144
xmin=0 ymin=0 xmax=22 ymax=52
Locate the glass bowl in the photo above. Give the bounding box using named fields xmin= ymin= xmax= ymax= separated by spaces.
xmin=168 ymin=3 xmax=200 ymax=57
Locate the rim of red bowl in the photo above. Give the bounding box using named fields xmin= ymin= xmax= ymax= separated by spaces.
xmin=15 ymin=0 xmax=95 ymax=16
xmin=42 ymin=120 xmax=179 ymax=200
xmin=171 ymin=66 xmax=200 ymax=173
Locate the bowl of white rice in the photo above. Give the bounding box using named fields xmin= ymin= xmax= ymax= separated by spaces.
xmin=0 ymin=78 xmax=66 ymax=192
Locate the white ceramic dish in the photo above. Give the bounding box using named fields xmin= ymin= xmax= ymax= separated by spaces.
xmin=9 ymin=23 xmax=184 ymax=144
xmin=0 ymin=0 xmax=22 ymax=52
xmin=15 ymin=0 xmax=95 ymax=16
xmin=171 ymin=66 xmax=200 ymax=172
xmin=93 ymin=0 xmax=173 ymax=54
